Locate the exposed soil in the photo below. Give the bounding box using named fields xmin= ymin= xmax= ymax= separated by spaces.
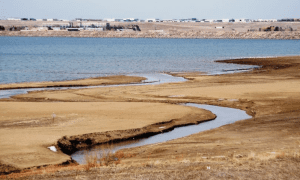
xmin=0 ymin=101 xmax=214 ymax=172
xmin=1 ymin=56 xmax=300 ymax=179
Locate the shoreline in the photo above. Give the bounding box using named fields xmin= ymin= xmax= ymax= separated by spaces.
xmin=1 ymin=55 xmax=300 ymax=178
xmin=1 ymin=31 xmax=300 ymax=39
xmin=0 ymin=75 xmax=146 ymax=90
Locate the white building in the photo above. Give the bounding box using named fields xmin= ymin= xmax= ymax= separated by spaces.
xmin=235 ymin=19 xmax=251 ymax=23
xmin=7 ymin=18 xmax=20 ymax=21
xmin=123 ymin=18 xmax=139 ymax=22
xmin=146 ymin=18 xmax=160 ymax=22
xmin=104 ymin=18 xmax=115 ymax=22
xmin=161 ymin=19 xmax=173 ymax=22
xmin=222 ymin=19 xmax=230 ymax=23
xmin=204 ymin=19 xmax=214 ymax=23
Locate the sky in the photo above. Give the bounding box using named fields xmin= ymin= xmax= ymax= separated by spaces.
xmin=1 ymin=0 xmax=299 ymax=20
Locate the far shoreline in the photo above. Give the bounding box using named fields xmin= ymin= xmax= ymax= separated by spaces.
xmin=1 ymin=31 xmax=300 ymax=39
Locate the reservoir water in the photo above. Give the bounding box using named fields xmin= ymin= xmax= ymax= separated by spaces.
xmin=1 ymin=37 xmax=300 ymax=85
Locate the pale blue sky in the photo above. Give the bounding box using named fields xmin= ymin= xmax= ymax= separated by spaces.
xmin=1 ymin=0 xmax=299 ymax=20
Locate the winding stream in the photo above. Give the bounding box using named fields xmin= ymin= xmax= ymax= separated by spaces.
xmin=71 ymin=103 xmax=252 ymax=164
xmin=0 ymin=72 xmax=252 ymax=165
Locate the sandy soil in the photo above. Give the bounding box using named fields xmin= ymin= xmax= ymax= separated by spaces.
xmin=1 ymin=56 xmax=300 ymax=179
xmin=0 ymin=100 xmax=214 ymax=171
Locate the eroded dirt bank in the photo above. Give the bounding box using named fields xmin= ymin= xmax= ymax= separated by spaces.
xmin=1 ymin=56 xmax=300 ymax=179
xmin=0 ymin=102 xmax=214 ymax=174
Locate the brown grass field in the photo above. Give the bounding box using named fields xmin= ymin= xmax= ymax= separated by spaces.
xmin=0 ymin=56 xmax=300 ymax=179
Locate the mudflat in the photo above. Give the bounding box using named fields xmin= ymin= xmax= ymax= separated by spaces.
xmin=1 ymin=56 xmax=300 ymax=179
xmin=0 ymin=75 xmax=146 ymax=90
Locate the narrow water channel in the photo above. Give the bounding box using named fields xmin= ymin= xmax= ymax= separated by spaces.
xmin=71 ymin=103 xmax=252 ymax=164
xmin=0 ymin=68 xmax=253 ymax=99
xmin=0 ymin=73 xmax=186 ymax=99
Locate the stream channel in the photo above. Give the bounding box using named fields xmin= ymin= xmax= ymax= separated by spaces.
xmin=71 ymin=103 xmax=252 ymax=164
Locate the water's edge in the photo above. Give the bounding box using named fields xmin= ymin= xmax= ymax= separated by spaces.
xmin=71 ymin=103 xmax=252 ymax=164
xmin=0 ymin=73 xmax=186 ymax=99
xmin=0 ymin=67 xmax=257 ymax=99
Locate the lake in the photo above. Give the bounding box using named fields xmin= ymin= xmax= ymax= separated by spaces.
xmin=0 ymin=37 xmax=300 ymax=84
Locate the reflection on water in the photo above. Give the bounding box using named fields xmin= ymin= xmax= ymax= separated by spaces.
xmin=71 ymin=103 xmax=252 ymax=164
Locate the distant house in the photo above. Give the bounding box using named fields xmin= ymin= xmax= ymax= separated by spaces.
xmin=105 ymin=18 xmax=115 ymax=22
xmin=204 ymin=19 xmax=214 ymax=23
xmin=7 ymin=18 xmax=21 ymax=21
xmin=123 ymin=19 xmax=131 ymax=22
xmin=222 ymin=19 xmax=230 ymax=23
xmin=161 ymin=19 xmax=173 ymax=22
xmin=214 ymin=20 xmax=222 ymax=23
xmin=256 ymin=19 xmax=276 ymax=22
xmin=278 ymin=18 xmax=294 ymax=22
xmin=235 ymin=19 xmax=251 ymax=23
xmin=123 ymin=18 xmax=139 ymax=22
xmin=146 ymin=18 xmax=156 ymax=22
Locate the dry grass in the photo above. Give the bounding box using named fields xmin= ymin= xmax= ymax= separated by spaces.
xmin=0 ymin=145 xmax=140 ymax=179
xmin=1 ymin=149 xmax=299 ymax=179
xmin=83 ymin=145 xmax=129 ymax=170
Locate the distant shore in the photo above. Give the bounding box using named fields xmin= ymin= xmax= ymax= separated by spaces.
xmin=1 ymin=30 xmax=300 ymax=39
xmin=1 ymin=21 xmax=300 ymax=39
